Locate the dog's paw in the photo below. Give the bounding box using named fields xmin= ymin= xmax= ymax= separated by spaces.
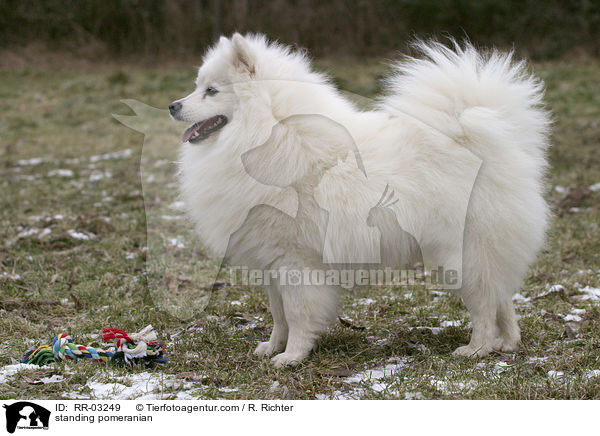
xmin=493 ymin=337 xmax=520 ymax=352
xmin=254 ymin=341 xmax=283 ymax=358
xmin=270 ymin=352 xmax=305 ymax=368
xmin=452 ymin=344 xmax=493 ymax=358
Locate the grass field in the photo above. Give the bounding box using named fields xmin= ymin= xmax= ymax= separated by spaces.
xmin=0 ymin=56 xmax=599 ymax=400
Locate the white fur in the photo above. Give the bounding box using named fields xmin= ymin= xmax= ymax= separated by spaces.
xmin=174 ymin=34 xmax=551 ymax=365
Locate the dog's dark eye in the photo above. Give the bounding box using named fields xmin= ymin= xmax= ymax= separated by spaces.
xmin=205 ymin=87 xmax=218 ymax=96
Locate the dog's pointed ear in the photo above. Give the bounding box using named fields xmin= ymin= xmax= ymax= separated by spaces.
xmin=232 ymin=33 xmax=256 ymax=76
xmin=218 ymin=36 xmax=229 ymax=46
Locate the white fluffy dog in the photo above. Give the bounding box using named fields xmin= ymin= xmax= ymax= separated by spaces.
xmin=170 ymin=33 xmax=551 ymax=366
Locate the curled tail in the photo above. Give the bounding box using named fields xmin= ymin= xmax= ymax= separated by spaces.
xmin=380 ymin=40 xmax=551 ymax=161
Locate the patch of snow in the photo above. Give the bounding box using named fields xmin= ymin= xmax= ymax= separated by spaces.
xmin=431 ymin=379 xmax=476 ymax=394
xmin=589 ymin=182 xmax=600 ymax=192
xmin=561 ymin=314 xmax=582 ymax=322
xmin=548 ymin=370 xmax=564 ymax=379
xmin=39 ymin=375 xmax=64 ymax=384
xmin=0 ymin=272 xmax=21 ymax=280
xmin=345 ymin=358 xmax=410 ymax=385
xmin=494 ymin=361 xmax=512 ymax=373
xmin=355 ymin=298 xmax=376 ymax=305
xmin=17 ymin=175 xmax=38 ymax=181
xmin=404 ymin=391 xmax=424 ymax=400
xmin=48 ymin=169 xmax=74 ymax=178
xmin=527 ymin=356 xmax=549 ymax=363
xmin=318 ymin=358 xmax=412 ymax=399
xmin=579 ymin=286 xmax=600 ymax=301
xmin=89 ymin=171 xmax=112 ymax=182
xmin=585 ymin=370 xmax=600 ymax=378
xmin=554 ymin=186 xmax=567 ymax=194
xmin=230 ymin=300 xmax=242 ymax=306
xmin=512 ymin=293 xmax=531 ymax=304
xmin=219 ymin=387 xmax=239 ymax=392
xmin=89 ymin=149 xmax=133 ymax=163
xmin=440 ymin=320 xmax=463 ymax=328
xmin=38 ymin=228 xmax=52 ymax=238
xmin=0 ymin=363 xmax=45 ymax=383
xmin=409 ymin=326 xmax=442 ymax=335
xmin=67 ymin=371 xmax=194 ymax=400
xmin=17 ymin=157 xmax=44 ymax=165
xmin=269 ymin=381 xmax=280 ymax=392
xmin=17 ymin=228 xmax=39 ymax=238
xmin=167 ymin=237 xmax=185 ymax=248
xmin=67 ymin=229 xmax=96 ymax=240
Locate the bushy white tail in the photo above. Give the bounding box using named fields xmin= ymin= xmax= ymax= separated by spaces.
xmin=380 ymin=40 xmax=551 ymax=161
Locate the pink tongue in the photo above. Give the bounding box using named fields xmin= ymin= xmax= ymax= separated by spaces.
xmin=181 ymin=117 xmax=218 ymax=143
xmin=182 ymin=123 xmax=201 ymax=143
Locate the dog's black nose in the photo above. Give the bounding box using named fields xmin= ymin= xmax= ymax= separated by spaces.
xmin=169 ymin=101 xmax=182 ymax=115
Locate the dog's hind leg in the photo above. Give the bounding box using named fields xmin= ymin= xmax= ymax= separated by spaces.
xmin=453 ymin=277 xmax=497 ymax=357
xmin=494 ymin=295 xmax=521 ymax=352
xmin=254 ymin=285 xmax=289 ymax=357
xmin=270 ymin=283 xmax=340 ymax=367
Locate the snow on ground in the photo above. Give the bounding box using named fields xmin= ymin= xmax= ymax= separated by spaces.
xmin=315 ymin=356 xmax=490 ymax=399
xmin=440 ymin=320 xmax=464 ymax=328
xmin=354 ymin=298 xmax=376 ymax=306
xmin=67 ymin=229 xmax=97 ymax=240
xmin=39 ymin=375 xmax=65 ymax=383
xmin=89 ymin=171 xmax=113 ymax=182
xmin=167 ymin=237 xmax=186 ymax=248
xmin=579 ymin=286 xmax=600 ymax=302
xmin=89 ymin=149 xmax=133 ymax=162
xmin=48 ymin=169 xmax=74 ymax=178
xmin=409 ymin=326 xmax=442 ymax=334
xmin=316 ymin=358 xmax=410 ymax=400
xmin=0 ymin=272 xmax=22 ymax=280
xmin=0 ymin=363 xmax=43 ymax=383
xmin=67 ymin=371 xmax=200 ymax=400
xmin=512 ymin=293 xmax=532 ymax=304
xmin=16 ymin=157 xmax=44 ymax=166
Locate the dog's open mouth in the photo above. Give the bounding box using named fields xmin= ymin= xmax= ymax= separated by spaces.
xmin=182 ymin=115 xmax=228 ymax=143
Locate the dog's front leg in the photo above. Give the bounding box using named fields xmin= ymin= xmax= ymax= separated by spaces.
xmin=254 ymin=285 xmax=289 ymax=357
xmin=270 ymin=284 xmax=340 ymax=367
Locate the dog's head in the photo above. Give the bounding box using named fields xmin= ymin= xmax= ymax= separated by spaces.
xmin=169 ymin=33 xmax=326 ymax=145
xmin=169 ymin=34 xmax=256 ymax=144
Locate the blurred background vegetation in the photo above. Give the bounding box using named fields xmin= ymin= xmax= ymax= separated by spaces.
xmin=0 ymin=0 xmax=599 ymax=63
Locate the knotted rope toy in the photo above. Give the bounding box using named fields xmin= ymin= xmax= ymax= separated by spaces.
xmin=21 ymin=325 xmax=167 ymax=367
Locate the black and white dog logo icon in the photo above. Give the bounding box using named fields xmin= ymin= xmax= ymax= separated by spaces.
xmin=3 ymin=402 xmax=50 ymax=433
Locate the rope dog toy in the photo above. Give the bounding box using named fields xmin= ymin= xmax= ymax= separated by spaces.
xmin=21 ymin=325 xmax=167 ymax=367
